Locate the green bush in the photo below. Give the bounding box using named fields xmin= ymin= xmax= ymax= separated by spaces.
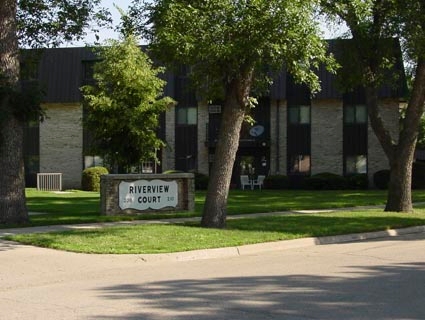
xmin=373 ymin=170 xmax=390 ymax=189
xmin=413 ymin=162 xmax=425 ymax=189
xmin=346 ymin=174 xmax=369 ymax=189
xmin=82 ymin=166 xmax=109 ymax=191
xmin=194 ymin=172 xmax=209 ymax=190
xmin=303 ymin=172 xmax=346 ymax=190
xmin=263 ymin=175 xmax=289 ymax=189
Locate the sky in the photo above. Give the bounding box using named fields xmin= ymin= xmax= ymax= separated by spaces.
xmin=68 ymin=0 xmax=346 ymax=47
xmin=68 ymin=0 xmax=132 ymax=46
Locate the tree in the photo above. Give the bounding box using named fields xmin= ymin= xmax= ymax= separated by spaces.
xmin=81 ymin=35 xmax=173 ymax=172
xmin=129 ymin=0 xmax=335 ymax=228
xmin=0 ymin=0 xmax=110 ymax=224
xmin=320 ymin=0 xmax=425 ymax=212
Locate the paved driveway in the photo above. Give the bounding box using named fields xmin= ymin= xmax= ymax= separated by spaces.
xmin=1 ymin=232 xmax=425 ymax=319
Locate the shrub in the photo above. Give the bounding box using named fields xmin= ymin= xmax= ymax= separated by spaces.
xmin=194 ymin=172 xmax=209 ymax=190
xmin=263 ymin=175 xmax=289 ymax=189
xmin=413 ymin=162 xmax=425 ymax=189
xmin=373 ymin=170 xmax=390 ymax=189
xmin=82 ymin=166 xmax=109 ymax=191
xmin=303 ymin=172 xmax=346 ymax=190
xmin=346 ymin=174 xmax=368 ymax=189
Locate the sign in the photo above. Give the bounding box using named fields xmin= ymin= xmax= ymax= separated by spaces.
xmin=119 ymin=180 xmax=178 ymax=211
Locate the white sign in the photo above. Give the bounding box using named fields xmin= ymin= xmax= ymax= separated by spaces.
xmin=119 ymin=180 xmax=178 ymax=211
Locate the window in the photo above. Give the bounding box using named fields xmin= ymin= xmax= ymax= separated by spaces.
xmin=208 ymin=105 xmax=222 ymax=114
xmin=345 ymin=155 xmax=367 ymax=174
xmin=141 ymin=161 xmax=155 ymax=173
xmin=289 ymin=155 xmax=311 ymax=174
xmin=82 ymin=61 xmax=96 ymax=82
xmin=20 ymin=61 xmax=38 ymax=80
xmin=288 ymin=105 xmax=310 ymax=124
xmin=84 ymin=156 xmax=103 ymax=169
xmin=177 ymin=107 xmax=197 ymax=125
xmin=345 ymin=104 xmax=367 ymax=124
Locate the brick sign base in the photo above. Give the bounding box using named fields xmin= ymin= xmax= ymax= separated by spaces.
xmin=100 ymin=173 xmax=195 ymax=215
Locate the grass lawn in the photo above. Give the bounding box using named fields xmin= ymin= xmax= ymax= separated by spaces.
xmin=6 ymin=208 xmax=425 ymax=254
xmin=4 ymin=188 xmax=425 ymax=254
xmin=23 ymin=188 xmax=425 ymax=228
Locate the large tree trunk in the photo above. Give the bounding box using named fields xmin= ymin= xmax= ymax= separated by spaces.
xmin=201 ymin=74 xmax=252 ymax=228
xmin=385 ymin=58 xmax=425 ymax=212
xmin=367 ymin=59 xmax=425 ymax=212
xmin=385 ymin=155 xmax=414 ymax=212
xmin=0 ymin=0 xmax=29 ymax=224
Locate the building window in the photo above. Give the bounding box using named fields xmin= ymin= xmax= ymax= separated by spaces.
xmin=345 ymin=155 xmax=367 ymax=174
xmin=177 ymin=107 xmax=197 ymax=125
xmin=84 ymin=155 xmax=103 ymax=169
xmin=141 ymin=161 xmax=155 ymax=173
xmin=288 ymin=154 xmax=311 ymax=175
xmin=344 ymin=104 xmax=367 ymax=124
xmin=82 ymin=61 xmax=96 ymax=84
xmin=288 ymin=105 xmax=310 ymax=124
xmin=20 ymin=61 xmax=39 ymax=80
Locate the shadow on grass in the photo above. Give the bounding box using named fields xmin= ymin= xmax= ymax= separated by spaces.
xmin=26 ymin=196 xmax=101 ymax=215
xmin=225 ymin=214 xmax=425 ymax=237
xmin=92 ymin=262 xmax=425 ymax=319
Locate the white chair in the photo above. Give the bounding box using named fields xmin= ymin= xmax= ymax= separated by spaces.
xmin=252 ymin=175 xmax=265 ymax=190
xmin=240 ymin=175 xmax=252 ymax=190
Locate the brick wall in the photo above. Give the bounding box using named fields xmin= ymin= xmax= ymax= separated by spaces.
xmin=197 ymin=102 xmax=210 ymax=175
xmin=270 ymin=99 xmax=287 ymax=175
xmin=39 ymin=103 xmax=83 ymax=189
xmin=311 ymin=99 xmax=344 ymax=175
xmin=162 ymin=107 xmax=176 ymax=171
xmin=368 ymin=99 xmax=400 ymax=185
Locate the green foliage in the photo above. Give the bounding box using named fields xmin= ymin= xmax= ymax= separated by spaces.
xmin=263 ymin=175 xmax=290 ymax=189
xmin=131 ymin=0 xmax=336 ymax=99
xmin=81 ymin=35 xmax=174 ymax=171
xmin=345 ymin=173 xmax=369 ymax=190
xmin=130 ymin=0 xmax=337 ymax=228
xmin=17 ymin=0 xmax=111 ymax=48
xmin=303 ymin=172 xmax=347 ymax=190
xmin=373 ymin=170 xmax=390 ymax=190
xmin=81 ymin=166 xmax=109 ymax=191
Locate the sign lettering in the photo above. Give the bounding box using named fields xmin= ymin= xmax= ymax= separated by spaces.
xmin=119 ymin=180 xmax=178 ymax=210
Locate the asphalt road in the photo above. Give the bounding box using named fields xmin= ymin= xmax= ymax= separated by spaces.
xmin=1 ymin=232 xmax=425 ymax=319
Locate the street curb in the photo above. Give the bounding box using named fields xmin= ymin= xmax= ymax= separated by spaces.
xmin=135 ymin=225 xmax=425 ymax=263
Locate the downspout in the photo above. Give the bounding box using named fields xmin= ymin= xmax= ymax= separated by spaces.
xmin=276 ymin=99 xmax=280 ymax=174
